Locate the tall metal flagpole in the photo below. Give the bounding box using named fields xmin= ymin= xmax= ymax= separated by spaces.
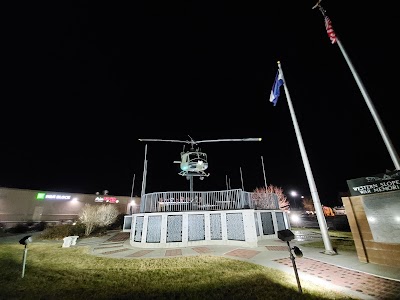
xmin=314 ymin=1 xmax=400 ymax=170
xmin=261 ymin=156 xmax=268 ymax=189
xmin=239 ymin=167 xmax=245 ymax=191
xmin=130 ymin=173 xmax=136 ymax=200
xmin=278 ymin=61 xmax=336 ymax=255
xmin=141 ymin=144 xmax=148 ymax=197
xmin=140 ymin=144 xmax=148 ymax=212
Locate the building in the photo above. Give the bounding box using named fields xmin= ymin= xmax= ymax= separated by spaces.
xmin=0 ymin=187 xmax=140 ymax=228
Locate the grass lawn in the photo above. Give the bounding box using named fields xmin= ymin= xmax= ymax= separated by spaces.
xmin=291 ymin=228 xmax=356 ymax=252
xmin=0 ymin=239 xmax=356 ymax=300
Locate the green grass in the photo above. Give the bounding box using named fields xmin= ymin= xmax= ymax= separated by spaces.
xmin=0 ymin=241 xmax=355 ymax=300
xmin=292 ymin=228 xmax=356 ymax=252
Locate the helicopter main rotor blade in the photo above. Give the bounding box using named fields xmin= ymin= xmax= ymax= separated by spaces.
xmin=139 ymin=137 xmax=262 ymax=145
xmin=138 ymin=139 xmax=192 ymax=144
xmin=196 ymin=138 xmax=262 ymax=143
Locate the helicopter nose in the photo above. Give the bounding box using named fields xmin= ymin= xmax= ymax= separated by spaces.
xmin=196 ymin=161 xmax=208 ymax=170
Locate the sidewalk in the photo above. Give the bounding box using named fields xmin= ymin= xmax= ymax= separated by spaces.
xmin=78 ymin=231 xmax=400 ymax=300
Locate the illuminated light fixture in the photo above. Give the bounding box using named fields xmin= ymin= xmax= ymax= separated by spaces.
xmin=290 ymin=214 xmax=301 ymax=223
xmin=277 ymin=229 xmax=303 ymax=293
xmin=19 ymin=235 xmax=33 ymax=278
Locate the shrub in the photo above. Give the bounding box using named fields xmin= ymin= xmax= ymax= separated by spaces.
xmin=39 ymin=223 xmax=86 ymax=240
xmin=79 ymin=204 xmax=119 ymax=236
xmin=6 ymin=223 xmax=30 ymax=234
xmin=32 ymin=222 xmax=47 ymax=232
xmin=107 ymin=213 xmax=125 ymax=230
xmin=0 ymin=223 xmax=6 ymax=235
xmin=91 ymin=226 xmax=108 ymax=236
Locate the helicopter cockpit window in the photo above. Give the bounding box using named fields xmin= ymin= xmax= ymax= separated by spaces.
xmin=188 ymin=153 xmax=198 ymax=160
xmin=187 ymin=152 xmax=207 ymax=162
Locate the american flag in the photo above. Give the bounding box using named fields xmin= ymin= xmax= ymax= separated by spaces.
xmin=324 ymin=15 xmax=337 ymax=44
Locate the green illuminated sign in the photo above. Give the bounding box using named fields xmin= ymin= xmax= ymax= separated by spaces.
xmin=36 ymin=192 xmax=72 ymax=200
xmin=36 ymin=193 xmax=46 ymax=200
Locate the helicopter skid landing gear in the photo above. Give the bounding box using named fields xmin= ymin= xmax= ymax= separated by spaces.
xmin=179 ymin=170 xmax=210 ymax=177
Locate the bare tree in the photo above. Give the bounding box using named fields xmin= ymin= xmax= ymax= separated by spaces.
xmin=302 ymin=196 xmax=315 ymax=213
xmin=79 ymin=204 xmax=99 ymax=236
xmin=79 ymin=204 xmax=119 ymax=236
xmin=267 ymin=185 xmax=290 ymax=211
xmin=97 ymin=205 xmax=119 ymax=227
xmin=252 ymin=185 xmax=290 ymax=211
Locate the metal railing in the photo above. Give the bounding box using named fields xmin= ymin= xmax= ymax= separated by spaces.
xmin=139 ymin=189 xmax=279 ymax=213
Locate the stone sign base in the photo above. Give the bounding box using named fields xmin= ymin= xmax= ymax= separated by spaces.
xmin=342 ymin=190 xmax=400 ymax=267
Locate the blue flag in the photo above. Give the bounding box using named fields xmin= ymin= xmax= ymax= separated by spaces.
xmin=269 ymin=69 xmax=284 ymax=106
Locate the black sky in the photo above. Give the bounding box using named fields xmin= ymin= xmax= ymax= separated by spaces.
xmin=2 ymin=1 xmax=398 ymax=206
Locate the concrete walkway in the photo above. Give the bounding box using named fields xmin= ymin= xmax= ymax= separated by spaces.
xmin=76 ymin=231 xmax=400 ymax=300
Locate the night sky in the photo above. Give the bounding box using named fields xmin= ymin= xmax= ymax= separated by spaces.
xmin=2 ymin=1 xmax=398 ymax=207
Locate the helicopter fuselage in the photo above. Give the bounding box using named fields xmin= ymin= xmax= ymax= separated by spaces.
xmin=178 ymin=151 xmax=209 ymax=176
xmin=140 ymin=136 xmax=261 ymax=178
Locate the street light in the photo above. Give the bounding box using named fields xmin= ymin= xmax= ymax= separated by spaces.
xmin=290 ymin=190 xmax=298 ymax=209
xmin=289 ymin=191 xmax=305 ymax=210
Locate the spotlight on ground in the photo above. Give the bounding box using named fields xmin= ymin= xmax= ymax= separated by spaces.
xmin=277 ymin=229 xmax=303 ymax=293
xmin=19 ymin=235 xmax=33 ymax=278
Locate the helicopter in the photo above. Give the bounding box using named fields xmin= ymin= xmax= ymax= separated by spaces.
xmin=138 ymin=136 xmax=262 ymax=179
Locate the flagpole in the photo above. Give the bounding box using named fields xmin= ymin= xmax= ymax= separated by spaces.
xmin=239 ymin=167 xmax=245 ymax=191
xmin=141 ymin=144 xmax=148 ymax=197
xmin=278 ymin=61 xmax=336 ymax=255
xmin=336 ymin=39 xmax=400 ymax=170
xmin=261 ymin=156 xmax=268 ymax=189
xmin=315 ymin=3 xmax=400 ymax=171
xmin=130 ymin=173 xmax=136 ymax=200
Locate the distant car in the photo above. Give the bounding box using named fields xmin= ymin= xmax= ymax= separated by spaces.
xmin=333 ymin=206 xmax=346 ymax=215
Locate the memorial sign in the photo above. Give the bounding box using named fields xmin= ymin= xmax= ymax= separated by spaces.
xmin=347 ymin=170 xmax=400 ymax=196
